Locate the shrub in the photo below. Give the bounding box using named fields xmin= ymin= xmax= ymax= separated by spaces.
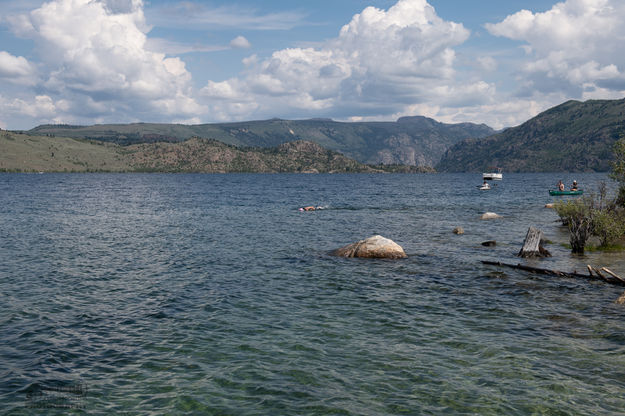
xmin=554 ymin=183 xmax=625 ymax=252
xmin=554 ymin=197 xmax=595 ymax=254
xmin=593 ymin=208 xmax=625 ymax=247
xmin=610 ymin=137 xmax=625 ymax=206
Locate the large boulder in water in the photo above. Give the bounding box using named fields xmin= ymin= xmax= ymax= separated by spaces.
xmin=481 ymin=212 xmax=502 ymax=220
xmin=332 ymin=235 xmax=407 ymax=259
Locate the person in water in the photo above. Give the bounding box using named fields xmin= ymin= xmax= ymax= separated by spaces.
xmin=557 ymin=180 xmax=565 ymax=191
xmin=571 ymin=180 xmax=578 ymax=191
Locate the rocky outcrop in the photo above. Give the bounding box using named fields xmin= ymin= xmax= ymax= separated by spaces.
xmin=481 ymin=212 xmax=502 ymax=220
xmin=332 ymin=235 xmax=407 ymax=259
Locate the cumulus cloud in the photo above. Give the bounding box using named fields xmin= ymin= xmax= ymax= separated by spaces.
xmin=485 ymin=0 xmax=625 ymax=98
xmin=0 ymin=94 xmax=58 ymax=119
xmin=9 ymin=0 xmax=203 ymax=124
xmin=230 ymin=36 xmax=251 ymax=49
xmin=0 ymin=51 xmax=36 ymax=84
xmin=200 ymin=0 xmax=493 ymax=121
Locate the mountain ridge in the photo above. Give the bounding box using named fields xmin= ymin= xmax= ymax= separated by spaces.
xmin=27 ymin=116 xmax=495 ymax=168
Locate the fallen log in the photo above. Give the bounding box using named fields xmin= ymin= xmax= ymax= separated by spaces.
xmin=481 ymin=260 xmax=625 ymax=286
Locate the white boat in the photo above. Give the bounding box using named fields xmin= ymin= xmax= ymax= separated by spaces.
xmin=483 ymin=168 xmax=503 ymax=180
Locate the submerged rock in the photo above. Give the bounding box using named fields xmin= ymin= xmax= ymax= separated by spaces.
xmin=332 ymin=235 xmax=407 ymax=259
xmin=481 ymin=212 xmax=502 ymax=220
xmin=453 ymin=226 xmax=464 ymax=235
xmin=481 ymin=240 xmax=497 ymax=247
xmin=545 ymin=203 xmax=554 ymax=208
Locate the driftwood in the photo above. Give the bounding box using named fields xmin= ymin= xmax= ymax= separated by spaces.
xmin=482 ymin=260 xmax=625 ymax=286
xmin=518 ymin=226 xmax=551 ymax=257
xmin=601 ymin=267 xmax=625 ymax=284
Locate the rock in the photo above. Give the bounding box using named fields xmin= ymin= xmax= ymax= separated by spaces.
xmin=545 ymin=203 xmax=554 ymax=208
xmin=481 ymin=240 xmax=496 ymax=246
xmin=332 ymin=235 xmax=407 ymax=259
xmin=481 ymin=212 xmax=502 ymax=220
xmin=453 ymin=226 xmax=464 ymax=235
xmin=617 ymin=291 xmax=625 ymax=305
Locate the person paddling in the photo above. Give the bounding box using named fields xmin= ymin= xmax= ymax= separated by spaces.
xmin=557 ymin=180 xmax=564 ymax=191
xmin=571 ymin=180 xmax=578 ymax=191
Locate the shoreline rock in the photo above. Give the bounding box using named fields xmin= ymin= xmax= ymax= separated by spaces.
xmin=331 ymin=235 xmax=407 ymax=259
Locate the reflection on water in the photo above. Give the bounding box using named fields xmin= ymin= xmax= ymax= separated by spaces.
xmin=0 ymin=172 xmax=624 ymax=415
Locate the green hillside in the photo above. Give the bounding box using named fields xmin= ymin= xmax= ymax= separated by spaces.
xmin=437 ymin=98 xmax=625 ymax=172
xmin=0 ymin=131 xmax=430 ymax=173
xmin=0 ymin=130 xmax=129 ymax=172
xmin=28 ymin=116 xmax=494 ymax=168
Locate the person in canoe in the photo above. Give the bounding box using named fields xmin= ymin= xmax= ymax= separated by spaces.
xmin=557 ymin=180 xmax=565 ymax=191
xmin=571 ymin=180 xmax=578 ymax=191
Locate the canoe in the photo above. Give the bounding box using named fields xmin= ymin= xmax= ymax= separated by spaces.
xmin=549 ymin=189 xmax=583 ymax=196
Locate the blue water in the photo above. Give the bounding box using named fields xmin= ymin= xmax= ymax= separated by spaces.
xmin=1 ymin=173 xmax=624 ymax=415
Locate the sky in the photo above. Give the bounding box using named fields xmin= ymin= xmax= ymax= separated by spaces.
xmin=0 ymin=0 xmax=624 ymax=130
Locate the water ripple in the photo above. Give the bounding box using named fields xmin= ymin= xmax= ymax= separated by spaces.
xmin=1 ymin=173 xmax=624 ymax=414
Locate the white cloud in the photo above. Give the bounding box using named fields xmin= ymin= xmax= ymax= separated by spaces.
xmin=0 ymin=51 xmax=36 ymax=84
xmin=477 ymin=56 xmax=497 ymax=72
xmin=146 ymin=2 xmax=307 ymax=31
xmin=230 ymin=36 xmax=251 ymax=49
xmin=485 ymin=0 xmax=625 ymax=98
xmin=0 ymin=94 xmax=58 ymax=119
xmin=8 ymin=0 xmax=204 ymax=124
xmin=200 ymin=0 xmax=493 ymax=121
xmin=145 ymin=38 xmax=227 ymax=55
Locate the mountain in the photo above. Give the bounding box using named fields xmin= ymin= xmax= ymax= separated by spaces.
xmin=437 ymin=98 xmax=625 ymax=172
xmin=0 ymin=131 xmax=431 ymax=173
xmin=28 ymin=116 xmax=495 ymax=168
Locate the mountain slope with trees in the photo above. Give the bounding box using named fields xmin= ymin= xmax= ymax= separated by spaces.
xmin=437 ymin=98 xmax=625 ymax=172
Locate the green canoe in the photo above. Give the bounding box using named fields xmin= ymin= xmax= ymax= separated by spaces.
xmin=549 ymin=189 xmax=583 ymax=196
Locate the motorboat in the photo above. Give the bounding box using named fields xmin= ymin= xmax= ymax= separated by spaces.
xmin=483 ymin=168 xmax=503 ymax=180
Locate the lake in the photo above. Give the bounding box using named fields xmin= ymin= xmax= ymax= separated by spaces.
xmin=1 ymin=172 xmax=624 ymax=415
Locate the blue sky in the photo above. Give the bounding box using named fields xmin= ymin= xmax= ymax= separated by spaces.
xmin=0 ymin=0 xmax=624 ymax=130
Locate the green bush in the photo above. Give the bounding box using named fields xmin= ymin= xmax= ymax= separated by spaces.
xmin=593 ymin=208 xmax=625 ymax=247
xmin=610 ymin=137 xmax=625 ymax=206
xmin=554 ymin=183 xmax=625 ymax=252
xmin=554 ymin=197 xmax=595 ymax=253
